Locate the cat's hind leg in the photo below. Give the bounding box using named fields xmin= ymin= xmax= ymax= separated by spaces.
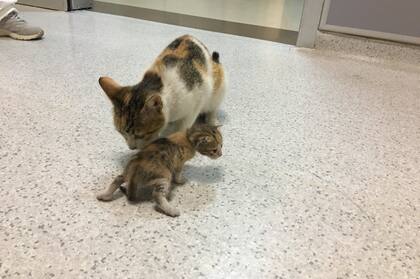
xmin=151 ymin=178 xmax=180 ymax=217
xmin=178 ymin=108 xmax=201 ymax=131
xmin=205 ymin=66 xmax=226 ymax=125
xmin=204 ymin=110 xmax=219 ymax=125
xmin=96 ymin=175 xmax=125 ymax=201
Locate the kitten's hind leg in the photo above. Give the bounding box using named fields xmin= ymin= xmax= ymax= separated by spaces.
xmin=96 ymin=175 xmax=124 ymax=201
xmin=151 ymin=179 xmax=180 ymax=217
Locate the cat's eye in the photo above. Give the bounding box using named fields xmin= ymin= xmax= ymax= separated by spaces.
xmin=135 ymin=135 xmax=145 ymax=140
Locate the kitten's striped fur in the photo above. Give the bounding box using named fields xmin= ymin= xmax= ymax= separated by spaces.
xmin=96 ymin=124 xmax=223 ymax=217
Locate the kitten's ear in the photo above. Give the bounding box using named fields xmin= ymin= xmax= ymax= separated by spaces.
xmin=145 ymin=95 xmax=163 ymax=111
xmin=99 ymin=76 xmax=122 ymax=100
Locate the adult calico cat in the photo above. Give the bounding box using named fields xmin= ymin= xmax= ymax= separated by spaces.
xmin=99 ymin=35 xmax=226 ymax=149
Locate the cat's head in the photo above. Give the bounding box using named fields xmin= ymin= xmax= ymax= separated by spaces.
xmin=99 ymin=73 xmax=165 ymax=149
xmin=188 ymin=125 xmax=223 ymax=159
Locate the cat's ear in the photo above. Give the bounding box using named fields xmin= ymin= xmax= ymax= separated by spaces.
xmin=144 ymin=94 xmax=163 ymax=112
xmin=99 ymin=76 xmax=122 ymax=101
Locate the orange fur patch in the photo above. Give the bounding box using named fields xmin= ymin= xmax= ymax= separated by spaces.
xmin=212 ymin=62 xmax=224 ymax=93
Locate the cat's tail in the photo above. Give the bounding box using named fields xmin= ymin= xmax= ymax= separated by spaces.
xmin=212 ymin=52 xmax=220 ymax=63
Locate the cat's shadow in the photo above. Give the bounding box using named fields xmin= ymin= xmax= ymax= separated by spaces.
xmin=196 ymin=110 xmax=229 ymax=126
xmin=182 ymin=164 xmax=224 ymax=184
xmin=169 ymin=164 xmax=223 ymax=216
xmin=217 ymin=110 xmax=229 ymax=125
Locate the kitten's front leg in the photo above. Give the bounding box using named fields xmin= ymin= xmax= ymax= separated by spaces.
xmin=96 ymin=175 xmax=124 ymax=201
xmin=173 ymin=163 xmax=187 ymax=185
xmin=173 ymin=171 xmax=187 ymax=185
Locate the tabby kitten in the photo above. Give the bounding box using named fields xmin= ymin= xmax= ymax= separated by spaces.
xmin=96 ymin=124 xmax=223 ymax=217
xmin=99 ymin=35 xmax=226 ymax=149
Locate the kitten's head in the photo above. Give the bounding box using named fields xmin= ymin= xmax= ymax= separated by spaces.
xmin=99 ymin=74 xmax=165 ymax=149
xmin=188 ymin=125 xmax=223 ymax=159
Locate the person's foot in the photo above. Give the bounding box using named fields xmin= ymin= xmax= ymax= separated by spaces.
xmin=0 ymin=10 xmax=44 ymax=40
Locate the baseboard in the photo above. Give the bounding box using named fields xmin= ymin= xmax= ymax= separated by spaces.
xmin=92 ymin=1 xmax=298 ymax=45
xmin=68 ymin=0 xmax=92 ymax=10
xmin=17 ymin=0 xmax=92 ymax=11
xmin=17 ymin=0 xmax=67 ymax=11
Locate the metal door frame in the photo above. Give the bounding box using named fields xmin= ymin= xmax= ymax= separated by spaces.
xmin=296 ymin=0 xmax=325 ymax=48
xmin=319 ymin=0 xmax=420 ymax=45
xmin=17 ymin=0 xmax=92 ymax=11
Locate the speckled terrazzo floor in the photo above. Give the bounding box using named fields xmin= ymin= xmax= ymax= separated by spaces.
xmin=1 ymin=8 xmax=419 ymax=279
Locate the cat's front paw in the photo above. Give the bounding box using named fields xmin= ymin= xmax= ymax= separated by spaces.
xmin=96 ymin=192 xmax=113 ymax=201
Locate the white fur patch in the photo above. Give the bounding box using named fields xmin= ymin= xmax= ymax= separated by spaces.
xmin=158 ymin=43 xmax=226 ymax=133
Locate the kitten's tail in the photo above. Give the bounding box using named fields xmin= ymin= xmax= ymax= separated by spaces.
xmin=212 ymin=52 xmax=220 ymax=63
xmin=120 ymin=162 xmax=141 ymax=202
xmin=120 ymin=183 xmax=137 ymax=202
xmin=126 ymin=179 xmax=137 ymax=202
xmin=119 ymin=185 xmax=127 ymax=195
xmin=121 ymin=167 xmax=139 ymax=202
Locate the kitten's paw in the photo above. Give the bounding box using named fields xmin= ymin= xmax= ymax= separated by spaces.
xmin=96 ymin=192 xmax=113 ymax=201
xmin=167 ymin=208 xmax=181 ymax=217
xmin=174 ymin=176 xmax=187 ymax=185
xmin=158 ymin=206 xmax=181 ymax=217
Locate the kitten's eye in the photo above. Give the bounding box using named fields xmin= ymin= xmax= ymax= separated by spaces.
xmin=135 ymin=135 xmax=144 ymax=140
xmin=211 ymin=149 xmax=217 ymax=153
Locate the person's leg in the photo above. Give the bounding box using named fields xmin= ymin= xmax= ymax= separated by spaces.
xmin=0 ymin=0 xmax=44 ymax=40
